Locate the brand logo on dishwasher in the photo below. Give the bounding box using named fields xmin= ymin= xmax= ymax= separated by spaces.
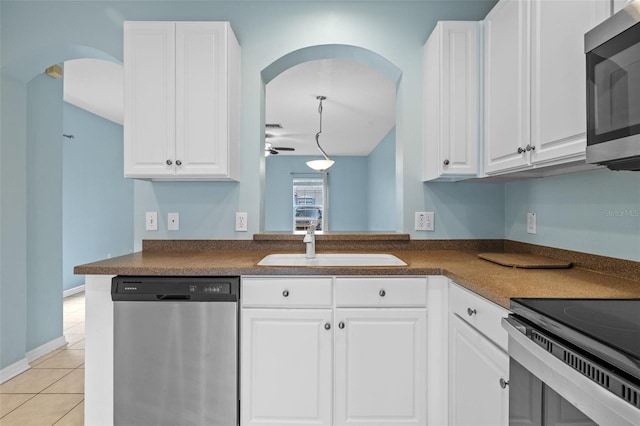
xmin=124 ymin=287 xmax=138 ymax=291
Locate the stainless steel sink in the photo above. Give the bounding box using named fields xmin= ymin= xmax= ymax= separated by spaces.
xmin=257 ymin=253 xmax=407 ymax=267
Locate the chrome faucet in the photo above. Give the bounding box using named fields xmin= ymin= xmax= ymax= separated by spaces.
xmin=303 ymin=223 xmax=316 ymax=258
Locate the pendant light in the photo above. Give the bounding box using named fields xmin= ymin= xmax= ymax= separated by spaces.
xmin=306 ymin=96 xmax=335 ymax=171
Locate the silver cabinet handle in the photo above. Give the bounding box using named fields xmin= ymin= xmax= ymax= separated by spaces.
xmin=166 ymin=159 xmax=173 ymax=165
xmin=176 ymin=160 xmax=182 ymax=166
xmin=525 ymin=144 xmax=535 ymax=151
xmin=443 ymin=159 xmax=450 ymax=166
xmin=467 ymin=308 xmax=477 ymax=316
xmin=517 ymin=147 xmax=526 ymax=154
xmin=338 ymin=321 xmax=345 ymax=329
xmin=499 ymin=378 xmax=509 ymax=389
xmin=282 ymin=290 xmax=289 ymax=297
xmin=324 ymin=323 xmax=331 ymax=330
xmin=379 ymin=289 xmax=386 ymax=297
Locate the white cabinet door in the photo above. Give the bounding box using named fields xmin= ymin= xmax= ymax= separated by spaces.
xmin=423 ymin=21 xmax=480 ymax=181
xmin=484 ymin=0 xmax=531 ymax=175
xmin=175 ymin=22 xmax=239 ymax=178
xmin=124 ymin=21 xmax=176 ymax=177
xmin=334 ymin=309 xmax=427 ymax=426
xmin=449 ymin=313 xmax=509 ymax=426
xmin=241 ymin=309 xmax=333 ymax=426
xmin=530 ymin=0 xmax=610 ymax=165
xmin=124 ymin=21 xmax=240 ymax=180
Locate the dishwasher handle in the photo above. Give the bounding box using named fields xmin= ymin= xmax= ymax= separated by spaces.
xmin=156 ymin=295 xmax=190 ymax=301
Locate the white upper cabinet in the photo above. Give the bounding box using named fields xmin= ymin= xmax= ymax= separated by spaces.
xmin=530 ymin=0 xmax=610 ymax=165
xmin=124 ymin=21 xmax=240 ymax=180
xmin=483 ymin=0 xmax=531 ymax=175
xmin=483 ymin=0 xmax=610 ymax=176
xmin=423 ymin=21 xmax=480 ymax=181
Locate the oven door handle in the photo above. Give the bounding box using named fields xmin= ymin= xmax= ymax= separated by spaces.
xmin=501 ymin=316 xmax=527 ymax=336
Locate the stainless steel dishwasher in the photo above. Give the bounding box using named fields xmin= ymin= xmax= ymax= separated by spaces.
xmin=112 ymin=276 xmax=240 ymax=426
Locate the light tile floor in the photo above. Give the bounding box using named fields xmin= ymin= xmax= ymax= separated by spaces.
xmin=0 ymin=292 xmax=85 ymax=425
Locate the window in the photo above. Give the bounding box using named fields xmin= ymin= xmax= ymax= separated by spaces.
xmin=292 ymin=175 xmax=327 ymax=232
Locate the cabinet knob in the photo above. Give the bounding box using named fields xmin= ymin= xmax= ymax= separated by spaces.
xmin=525 ymin=144 xmax=535 ymax=152
xmin=379 ymin=289 xmax=386 ymax=297
xmin=499 ymin=378 xmax=509 ymax=389
xmin=324 ymin=323 xmax=331 ymax=331
xmin=166 ymin=159 xmax=173 ymax=165
xmin=517 ymin=147 xmax=526 ymax=154
xmin=338 ymin=321 xmax=345 ymax=329
xmin=443 ymin=159 xmax=450 ymax=166
xmin=282 ymin=290 xmax=289 ymax=297
xmin=467 ymin=308 xmax=477 ymax=316
xmin=176 ymin=160 xmax=182 ymax=166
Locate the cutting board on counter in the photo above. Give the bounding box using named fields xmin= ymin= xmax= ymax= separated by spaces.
xmin=478 ymin=253 xmax=572 ymax=269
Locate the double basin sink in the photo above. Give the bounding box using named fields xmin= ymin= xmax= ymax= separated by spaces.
xmin=258 ymin=253 xmax=407 ymax=267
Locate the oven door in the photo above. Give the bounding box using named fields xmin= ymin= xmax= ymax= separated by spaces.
xmin=502 ymin=316 xmax=639 ymax=426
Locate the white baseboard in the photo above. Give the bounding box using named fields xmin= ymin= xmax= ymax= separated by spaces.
xmin=63 ymin=284 xmax=85 ymax=298
xmin=0 ymin=357 xmax=29 ymax=384
xmin=26 ymin=335 xmax=68 ymax=364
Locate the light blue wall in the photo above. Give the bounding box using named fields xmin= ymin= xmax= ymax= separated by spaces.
xmin=424 ymin=181 xmax=506 ymax=239
xmin=505 ymin=169 xmax=640 ymax=262
xmin=0 ymin=0 xmax=499 ymax=254
xmin=264 ymin=155 xmax=369 ymax=232
xmin=1 ymin=74 xmax=28 ymax=369
xmin=62 ymin=103 xmax=134 ymax=291
xmin=26 ymin=73 xmax=63 ymax=351
xmin=367 ymin=127 xmax=395 ymax=231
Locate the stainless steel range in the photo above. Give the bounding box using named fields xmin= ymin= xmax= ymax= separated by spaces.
xmin=502 ymin=298 xmax=640 ymax=426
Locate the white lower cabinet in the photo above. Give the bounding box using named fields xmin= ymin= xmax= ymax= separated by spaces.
xmin=334 ymin=309 xmax=427 ymax=425
xmin=449 ymin=314 xmax=509 ymax=426
xmin=241 ymin=276 xmax=427 ymax=426
xmin=448 ymin=282 xmax=510 ymax=426
xmin=241 ymin=308 xmax=333 ymax=425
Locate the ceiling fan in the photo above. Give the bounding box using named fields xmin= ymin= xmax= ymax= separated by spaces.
xmin=265 ymin=125 xmax=295 ymax=155
xmin=265 ymin=141 xmax=295 ymax=155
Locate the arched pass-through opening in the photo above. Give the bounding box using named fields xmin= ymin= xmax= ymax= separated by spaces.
xmin=259 ymin=44 xmax=403 ymax=232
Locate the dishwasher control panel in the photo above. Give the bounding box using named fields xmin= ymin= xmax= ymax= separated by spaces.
xmin=111 ymin=276 xmax=240 ymax=301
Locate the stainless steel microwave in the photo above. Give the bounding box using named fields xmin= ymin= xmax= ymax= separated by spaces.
xmin=585 ymin=1 xmax=640 ymax=171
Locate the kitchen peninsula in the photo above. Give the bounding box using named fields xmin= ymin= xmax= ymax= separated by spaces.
xmin=75 ymin=237 xmax=640 ymax=426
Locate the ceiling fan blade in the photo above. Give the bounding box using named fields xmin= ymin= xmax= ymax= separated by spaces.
xmin=274 ymin=147 xmax=295 ymax=151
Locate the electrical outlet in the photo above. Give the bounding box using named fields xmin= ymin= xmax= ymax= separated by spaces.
xmin=145 ymin=212 xmax=158 ymax=231
xmin=527 ymin=212 xmax=537 ymax=234
xmin=235 ymin=212 xmax=248 ymax=232
xmin=415 ymin=212 xmax=435 ymax=231
xmin=168 ymin=213 xmax=179 ymax=231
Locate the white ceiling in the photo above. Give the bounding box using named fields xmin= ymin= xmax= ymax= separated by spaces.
xmin=63 ymin=58 xmax=124 ymax=125
xmin=266 ymin=59 xmax=396 ymax=156
xmin=62 ymin=57 xmax=396 ymax=157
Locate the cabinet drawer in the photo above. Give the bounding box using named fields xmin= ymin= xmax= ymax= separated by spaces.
xmin=335 ymin=277 xmax=427 ymax=307
xmin=242 ymin=277 xmax=333 ymax=308
xmin=449 ymin=282 xmax=509 ymax=351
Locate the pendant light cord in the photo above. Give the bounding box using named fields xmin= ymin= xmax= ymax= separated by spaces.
xmin=315 ymin=96 xmax=331 ymax=161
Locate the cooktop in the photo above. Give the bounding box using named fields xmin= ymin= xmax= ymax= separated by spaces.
xmin=510 ymin=298 xmax=640 ymax=381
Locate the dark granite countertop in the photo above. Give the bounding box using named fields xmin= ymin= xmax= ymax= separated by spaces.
xmin=74 ymin=238 xmax=640 ymax=309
